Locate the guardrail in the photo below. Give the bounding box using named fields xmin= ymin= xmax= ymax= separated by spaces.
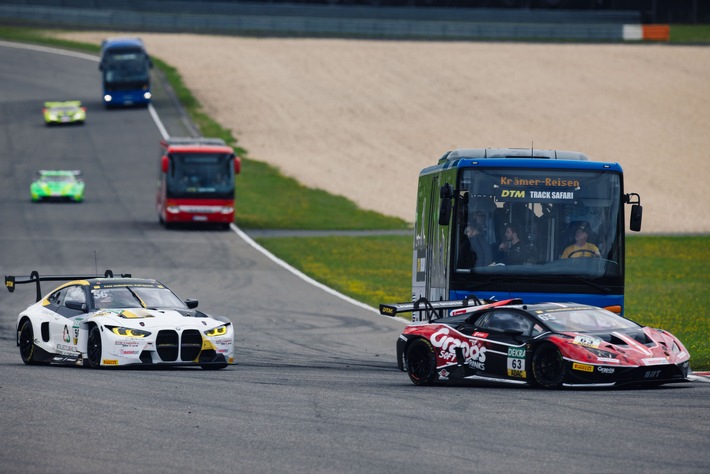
xmin=1 ymin=1 xmax=646 ymax=41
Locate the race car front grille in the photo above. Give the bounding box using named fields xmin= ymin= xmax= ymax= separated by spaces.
xmin=156 ymin=330 xmax=179 ymax=362
xmin=180 ymin=330 xmax=202 ymax=361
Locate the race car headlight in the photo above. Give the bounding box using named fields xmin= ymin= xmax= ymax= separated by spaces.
xmin=107 ymin=326 xmax=151 ymax=338
xmin=584 ymin=347 xmax=617 ymax=359
xmin=204 ymin=324 xmax=229 ymax=337
xmin=144 ymin=92 xmax=152 ymax=100
xmin=671 ymin=341 xmax=681 ymax=354
xmin=104 ymin=94 xmax=113 ymax=102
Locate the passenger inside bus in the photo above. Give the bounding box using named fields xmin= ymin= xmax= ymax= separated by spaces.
xmin=495 ymin=223 xmax=528 ymax=265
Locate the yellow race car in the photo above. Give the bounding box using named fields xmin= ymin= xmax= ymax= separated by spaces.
xmin=43 ymin=101 xmax=86 ymax=125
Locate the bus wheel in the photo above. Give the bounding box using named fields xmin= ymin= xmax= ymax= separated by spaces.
xmin=532 ymin=343 xmax=565 ymax=389
xmin=406 ymin=339 xmax=437 ymax=386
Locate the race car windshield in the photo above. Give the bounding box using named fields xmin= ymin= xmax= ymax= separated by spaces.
xmin=51 ymin=106 xmax=78 ymax=112
xmin=93 ymin=288 xmax=143 ymax=309
xmin=42 ymin=175 xmax=75 ymax=183
xmin=538 ymin=308 xmax=639 ymax=333
xmin=130 ymin=287 xmax=186 ymax=309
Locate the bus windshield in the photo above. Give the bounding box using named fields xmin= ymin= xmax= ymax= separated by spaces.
xmin=453 ymin=168 xmax=623 ymax=280
xmin=166 ymin=153 xmax=235 ymax=199
xmin=103 ymin=49 xmax=150 ymax=85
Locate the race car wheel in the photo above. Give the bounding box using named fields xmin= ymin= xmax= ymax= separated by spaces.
xmin=532 ymin=343 xmax=565 ymax=389
xmin=86 ymin=326 xmax=103 ymax=368
xmin=19 ymin=320 xmax=48 ymax=365
xmin=406 ymin=338 xmax=437 ymax=386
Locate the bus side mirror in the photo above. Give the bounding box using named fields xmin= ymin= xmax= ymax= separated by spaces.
xmin=161 ymin=155 xmax=169 ymax=173
xmin=630 ymin=204 xmax=643 ymax=232
xmin=233 ymin=156 xmax=241 ymax=175
xmin=625 ymin=193 xmax=642 ymax=232
xmin=438 ymin=183 xmax=453 ymax=226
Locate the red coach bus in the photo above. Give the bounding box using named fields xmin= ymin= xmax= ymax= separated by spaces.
xmin=156 ymin=137 xmax=241 ymax=229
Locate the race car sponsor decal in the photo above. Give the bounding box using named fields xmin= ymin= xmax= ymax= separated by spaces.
xmin=73 ymin=326 xmax=80 ymax=345
xmin=507 ymin=346 xmax=526 ymax=378
xmin=644 ymin=369 xmax=663 ymax=379
xmin=473 ymin=332 xmax=489 ymax=339
xmin=597 ymin=367 xmax=615 ymax=374
xmin=102 ymin=359 xmax=119 ymax=365
xmin=642 ymin=357 xmax=669 ymax=366
xmin=430 ymin=327 xmax=487 ymax=370
xmin=438 ymin=369 xmax=450 ymax=381
xmin=114 ymin=340 xmax=143 ymax=356
xmin=572 ymin=335 xmax=602 ymax=349
xmin=572 ymin=362 xmax=594 ymax=373
xmin=63 ymin=325 xmax=70 ymax=343
xmin=56 ymin=343 xmax=79 ymax=353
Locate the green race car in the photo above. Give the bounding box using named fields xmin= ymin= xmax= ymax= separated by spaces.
xmin=43 ymin=101 xmax=86 ymax=125
xmin=30 ymin=170 xmax=85 ymax=202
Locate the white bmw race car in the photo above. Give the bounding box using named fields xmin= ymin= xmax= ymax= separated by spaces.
xmin=6 ymin=270 xmax=234 ymax=369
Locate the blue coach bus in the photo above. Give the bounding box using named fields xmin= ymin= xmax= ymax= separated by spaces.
xmin=99 ymin=37 xmax=152 ymax=107
xmin=411 ymin=148 xmax=643 ymax=320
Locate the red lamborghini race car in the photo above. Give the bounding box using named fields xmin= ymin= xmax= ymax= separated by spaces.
xmin=380 ymin=298 xmax=690 ymax=389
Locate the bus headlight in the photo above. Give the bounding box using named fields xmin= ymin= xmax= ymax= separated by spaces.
xmin=220 ymin=206 xmax=234 ymax=215
xmin=103 ymin=94 xmax=113 ymax=102
xmin=166 ymin=205 xmax=180 ymax=214
xmin=144 ymin=92 xmax=152 ymax=100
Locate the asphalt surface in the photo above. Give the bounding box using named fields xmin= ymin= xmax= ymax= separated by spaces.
xmin=1 ymin=42 xmax=709 ymax=474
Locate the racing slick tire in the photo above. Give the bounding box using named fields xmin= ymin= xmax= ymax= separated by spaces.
xmin=86 ymin=325 xmax=103 ymax=368
xmin=406 ymin=338 xmax=437 ymax=386
xmin=532 ymin=343 xmax=566 ymax=389
xmin=19 ymin=320 xmax=49 ymax=365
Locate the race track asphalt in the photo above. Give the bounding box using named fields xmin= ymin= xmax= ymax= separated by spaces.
xmin=0 ymin=41 xmax=708 ymax=474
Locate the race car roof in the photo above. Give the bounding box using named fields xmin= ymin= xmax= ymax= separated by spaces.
xmin=37 ymin=170 xmax=82 ymax=177
xmin=44 ymin=101 xmax=82 ymax=109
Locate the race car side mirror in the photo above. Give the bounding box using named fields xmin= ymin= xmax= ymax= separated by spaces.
xmin=65 ymin=300 xmax=88 ymax=313
xmin=185 ymin=299 xmax=199 ymax=309
xmin=161 ymin=155 xmax=169 ymax=173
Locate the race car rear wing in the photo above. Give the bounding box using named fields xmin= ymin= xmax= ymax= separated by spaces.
xmin=379 ymin=296 xmax=523 ymax=323
xmin=5 ymin=269 xmax=131 ymax=302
